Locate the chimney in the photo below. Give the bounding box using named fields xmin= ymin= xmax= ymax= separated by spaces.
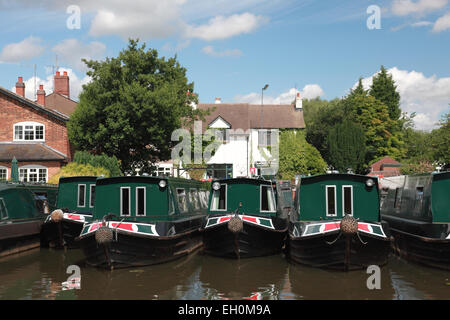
xmin=15 ymin=77 xmax=25 ymax=97
xmin=215 ymin=97 xmax=221 ymax=104
xmin=37 ymin=84 xmax=45 ymax=106
xmin=295 ymin=92 xmax=302 ymax=110
xmin=54 ymin=70 xmax=70 ymax=98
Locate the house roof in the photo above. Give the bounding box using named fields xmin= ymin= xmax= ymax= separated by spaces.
xmin=370 ymin=156 xmax=401 ymax=171
xmin=0 ymin=86 xmax=69 ymax=122
xmin=0 ymin=143 xmax=67 ymax=162
xmin=44 ymin=92 xmax=78 ymax=117
xmin=197 ymin=103 xmax=305 ymax=131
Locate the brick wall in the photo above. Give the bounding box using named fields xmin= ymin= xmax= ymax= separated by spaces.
xmin=0 ymin=92 xmax=72 ymax=159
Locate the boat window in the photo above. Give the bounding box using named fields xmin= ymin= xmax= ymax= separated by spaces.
xmin=136 ymin=187 xmax=146 ymax=216
xmin=177 ymin=189 xmax=188 ymax=213
xmin=89 ymin=185 xmax=95 ymax=208
xmin=261 ymin=185 xmax=276 ymax=212
xmin=326 ymin=185 xmax=337 ymax=216
xmin=120 ymin=187 xmax=131 ymax=216
xmin=77 ymin=184 xmax=86 ymax=207
xmin=342 ymin=186 xmax=353 ymax=216
xmin=34 ymin=192 xmax=49 ymax=214
xmin=190 ymin=189 xmax=200 ymax=210
xmin=415 ymin=186 xmax=424 ymax=208
xmin=394 ymin=187 xmax=402 ymax=210
xmin=211 ymin=184 xmax=226 ymax=211
xmin=199 ymin=191 xmax=208 ymax=208
xmin=168 ymin=188 xmax=175 ymax=215
xmin=0 ymin=198 xmax=8 ymax=219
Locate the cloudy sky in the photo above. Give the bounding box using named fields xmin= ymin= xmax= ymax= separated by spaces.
xmin=0 ymin=0 xmax=449 ymax=130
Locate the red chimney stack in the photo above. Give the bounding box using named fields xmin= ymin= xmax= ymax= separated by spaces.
xmin=54 ymin=70 xmax=70 ymax=98
xmin=15 ymin=76 xmax=25 ymax=97
xmin=37 ymin=84 xmax=46 ymax=106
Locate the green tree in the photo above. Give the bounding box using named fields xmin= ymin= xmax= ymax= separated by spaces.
xmin=369 ymin=66 xmax=401 ymax=124
xmin=327 ymin=120 xmax=366 ymax=174
xmin=430 ymin=112 xmax=450 ymax=165
xmin=343 ymin=94 xmax=405 ymax=165
xmin=278 ymin=130 xmax=327 ymax=180
xmin=68 ymin=39 xmax=207 ymax=174
xmin=73 ymin=151 xmax=122 ymax=176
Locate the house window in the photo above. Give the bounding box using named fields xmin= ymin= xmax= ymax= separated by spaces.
xmin=19 ymin=166 xmax=47 ymax=183
xmin=0 ymin=198 xmax=8 ymax=219
xmin=77 ymin=184 xmax=86 ymax=207
xmin=136 ymin=187 xmax=146 ymax=216
xmin=261 ymin=185 xmax=276 ymax=212
xmin=120 ymin=187 xmax=131 ymax=216
xmin=177 ymin=188 xmax=188 ymax=213
xmin=0 ymin=166 xmax=7 ymax=181
xmin=326 ymin=185 xmax=337 ymax=216
xmin=342 ymin=186 xmax=353 ymax=216
xmin=211 ymin=184 xmax=227 ymax=211
xmin=14 ymin=122 xmax=45 ymax=141
xmin=258 ymin=129 xmax=272 ymax=147
xmin=89 ymin=185 xmax=96 ymax=208
xmin=214 ymin=129 xmax=228 ymax=143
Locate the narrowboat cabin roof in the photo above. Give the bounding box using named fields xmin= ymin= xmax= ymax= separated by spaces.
xmin=295 ymin=173 xmax=380 ymax=222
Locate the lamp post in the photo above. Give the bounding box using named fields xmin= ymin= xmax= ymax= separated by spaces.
xmin=260 ymin=84 xmax=269 ymax=129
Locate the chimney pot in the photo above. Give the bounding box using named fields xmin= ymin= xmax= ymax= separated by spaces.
xmin=37 ymin=84 xmax=46 ymax=106
xmin=63 ymin=71 xmax=68 ymax=76
xmin=15 ymin=76 xmax=25 ymax=97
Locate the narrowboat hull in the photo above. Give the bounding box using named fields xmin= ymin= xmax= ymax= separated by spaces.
xmin=202 ymin=214 xmax=287 ymax=259
xmin=77 ymin=218 xmax=204 ymax=269
xmin=40 ymin=213 xmax=92 ymax=249
xmin=0 ymin=219 xmax=44 ymax=257
xmin=287 ymin=220 xmax=392 ymax=271
xmin=382 ymin=215 xmax=450 ymax=270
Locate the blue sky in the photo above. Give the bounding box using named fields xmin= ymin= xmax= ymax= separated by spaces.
xmin=0 ymin=0 xmax=449 ymax=130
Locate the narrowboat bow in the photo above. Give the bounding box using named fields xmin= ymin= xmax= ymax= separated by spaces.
xmin=287 ymin=174 xmax=392 ymax=271
xmin=41 ymin=176 xmax=97 ymax=248
xmin=201 ymin=177 xmax=289 ymax=259
xmin=77 ymin=176 xmax=209 ymax=269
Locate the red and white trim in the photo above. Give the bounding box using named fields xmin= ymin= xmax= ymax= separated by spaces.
xmin=205 ymin=214 xmax=274 ymax=230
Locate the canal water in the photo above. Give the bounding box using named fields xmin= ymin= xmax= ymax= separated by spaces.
xmin=0 ymin=248 xmax=449 ymax=300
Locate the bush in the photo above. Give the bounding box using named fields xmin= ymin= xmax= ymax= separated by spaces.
xmin=48 ymin=163 xmax=110 ymax=185
xmin=73 ymin=151 xmax=122 ymax=176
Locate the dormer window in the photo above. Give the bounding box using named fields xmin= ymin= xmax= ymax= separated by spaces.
xmin=14 ymin=122 xmax=44 ymax=141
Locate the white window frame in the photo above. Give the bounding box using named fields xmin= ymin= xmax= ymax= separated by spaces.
xmin=342 ymin=185 xmax=354 ymax=216
xmin=210 ymin=183 xmax=227 ymax=211
xmin=13 ymin=121 xmax=45 ymax=142
xmin=18 ymin=165 xmax=48 ymax=183
xmin=89 ymin=184 xmax=95 ymax=208
xmin=325 ymin=185 xmax=337 ymax=217
xmin=120 ymin=187 xmax=131 ymax=216
xmin=77 ymin=184 xmax=86 ymax=208
xmin=260 ymin=185 xmax=277 ymax=213
xmin=135 ymin=186 xmax=146 ymax=216
xmin=0 ymin=166 xmax=8 ymax=180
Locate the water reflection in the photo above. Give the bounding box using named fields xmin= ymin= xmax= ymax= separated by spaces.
xmin=0 ymin=248 xmax=449 ymax=300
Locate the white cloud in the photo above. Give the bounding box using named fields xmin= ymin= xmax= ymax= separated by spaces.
xmin=354 ymin=67 xmax=450 ymax=131
xmin=13 ymin=68 xmax=91 ymax=101
xmin=202 ymin=45 xmax=243 ymax=57
xmin=185 ymin=13 xmax=268 ymax=41
xmin=433 ymin=11 xmax=450 ymax=32
xmin=51 ymin=39 xmax=106 ymax=72
xmin=391 ymin=0 xmax=448 ymax=16
xmin=0 ymin=36 xmax=44 ymax=63
xmin=234 ymin=85 xmax=324 ymax=104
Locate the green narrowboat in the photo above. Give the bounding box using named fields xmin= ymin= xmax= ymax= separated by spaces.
xmin=0 ymin=182 xmax=58 ymax=257
xmin=380 ymin=171 xmax=450 ymax=270
xmin=76 ymin=176 xmax=209 ymax=269
xmin=287 ymin=174 xmax=392 ymax=271
xmin=41 ymin=176 xmax=97 ymax=248
xmin=201 ymin=177 xmax=289 ymax=259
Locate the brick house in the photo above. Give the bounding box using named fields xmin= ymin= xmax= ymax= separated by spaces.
xmin=0 ymin=71 xmax=77 ymax=182
xmin=368 ymin=156 xmax=402 ymax=178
